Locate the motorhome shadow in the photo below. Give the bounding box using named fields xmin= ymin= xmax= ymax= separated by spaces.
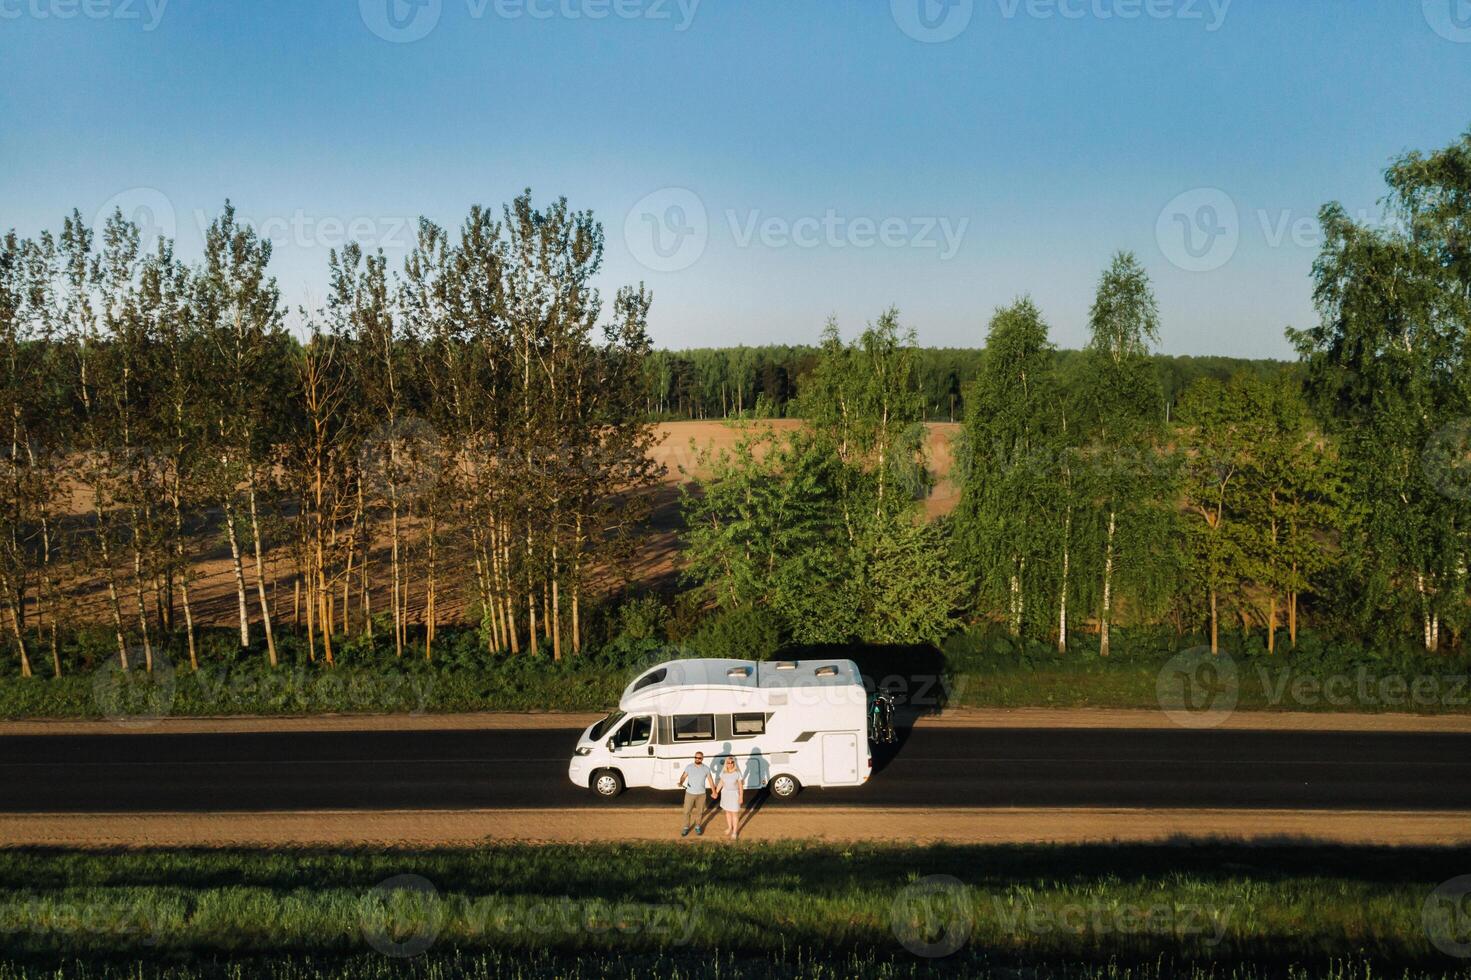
xmin=568 ymin=659 xmax=874 ymax=800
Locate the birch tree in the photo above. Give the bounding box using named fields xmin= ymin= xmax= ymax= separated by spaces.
xmin=1177 ymin=377 xmax=1255 ymax=654
xmin=1081 ymin=252 xmax=1166 ymax=657
xmin=197 ymin=203 xmax=288 ymax=664
xmin=954 ymin=298 xmax=1062 ymax=639
xmin=0 ymin=233 xmax=40 ymax=676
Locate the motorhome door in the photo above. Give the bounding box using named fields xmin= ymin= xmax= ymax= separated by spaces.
xmin=822 ymin=732 xmax=859 ymax=784
xmin=610 ymin=715 xmax=656 ymax=786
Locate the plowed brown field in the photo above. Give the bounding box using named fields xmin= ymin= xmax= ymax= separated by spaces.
xmin=57 ymin=421 xmax=961 ymax=628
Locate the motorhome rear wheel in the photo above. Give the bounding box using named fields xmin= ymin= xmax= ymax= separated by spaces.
xmin=769 ymin=774 xmax=801 ymax=799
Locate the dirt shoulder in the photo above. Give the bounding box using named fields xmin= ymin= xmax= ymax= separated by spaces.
xmin=4 ymin=807 xmax=1468 ymax=848
xmin=918 ymin=707 xmax=1471 ymax=733
xmin=5 ymin=706 xmax=1471 ymax=737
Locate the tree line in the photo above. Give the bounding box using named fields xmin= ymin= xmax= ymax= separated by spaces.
xmin=644 ymin=345 xmax=1290 ymax=423
xmin=681 ymin=129 xmax=1471 ymax=657
xmin=3 ymin=128 xmax=1469 ymax=680
xmin=0 ymin=192 xmax=660 ymax=678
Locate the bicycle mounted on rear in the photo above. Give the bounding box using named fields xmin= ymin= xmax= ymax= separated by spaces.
xmin=868 ymin=692 xmax=897 ymax=745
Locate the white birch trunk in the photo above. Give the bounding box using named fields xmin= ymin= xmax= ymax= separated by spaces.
xmin=1100 ymin=509 xmax=1116 ymax=658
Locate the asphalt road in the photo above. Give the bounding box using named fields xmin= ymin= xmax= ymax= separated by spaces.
xmin=2 ymin=726 xmax=1470 ymax=813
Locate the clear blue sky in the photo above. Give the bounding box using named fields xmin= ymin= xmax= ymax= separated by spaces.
xmin=3 ymin=0 xmax=1469 ymax=357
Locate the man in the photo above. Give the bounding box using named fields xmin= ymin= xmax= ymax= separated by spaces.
xmin=677 ymin=750 xmax=716 ymax=837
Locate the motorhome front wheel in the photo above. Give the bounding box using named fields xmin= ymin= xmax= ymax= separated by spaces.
xmin=592 ymin=770 xmax=624 ymax=799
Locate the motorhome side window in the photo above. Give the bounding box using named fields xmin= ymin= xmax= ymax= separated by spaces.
xmin=672 ymin=714 xmax=714 ymax=742
xmin=614 ymin=715 xmax=652 ymax=748
xmin=732 ymin=712 xmax=766 ymax=737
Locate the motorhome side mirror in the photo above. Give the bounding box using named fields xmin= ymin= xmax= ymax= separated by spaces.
xmin=606 ymin=737 xmax=616 ymax=751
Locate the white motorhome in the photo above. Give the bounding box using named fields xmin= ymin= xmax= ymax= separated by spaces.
xmin=568 ymin=658 xmax=872 ymax=800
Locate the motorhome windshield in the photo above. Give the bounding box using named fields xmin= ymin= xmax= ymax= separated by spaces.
xmin=589 ymin=710 xmax=625 ymax=742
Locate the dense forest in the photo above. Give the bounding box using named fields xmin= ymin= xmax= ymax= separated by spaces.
xmin=642 ymin=345 xmax=1292 ymax=423
xmin=2 ymin=128 xmax=1471 ymax=687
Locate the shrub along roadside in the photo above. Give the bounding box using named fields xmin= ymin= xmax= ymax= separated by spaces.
xmin=1 ymin=622 xmax=1469 ymax=720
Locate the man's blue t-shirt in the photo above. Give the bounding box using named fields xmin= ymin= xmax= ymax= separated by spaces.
xmin=683 ymin=763 xmax=711 ymax=795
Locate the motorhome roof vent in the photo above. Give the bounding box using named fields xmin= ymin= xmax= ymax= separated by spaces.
xmin=774 ymin=661 xmax=798 ymax=670
xmin=814 ymin=664 xmax=839 ymax=678
xmin=727 ymin=666 xmax=752 ymax=678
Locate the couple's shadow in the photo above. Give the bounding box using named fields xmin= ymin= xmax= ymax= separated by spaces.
xmin=697 ymin=744 xmax=771 ymax=836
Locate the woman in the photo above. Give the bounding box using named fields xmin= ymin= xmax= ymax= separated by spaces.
xmin=716 ymin=755 xmax=745 ymax=839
